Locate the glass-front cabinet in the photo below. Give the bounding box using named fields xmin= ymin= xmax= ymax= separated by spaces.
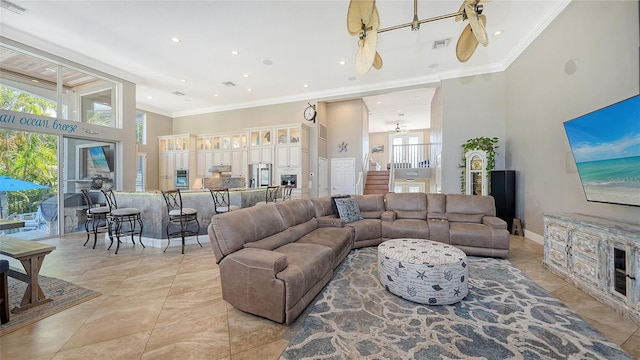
xmin=250 ymin=130 xmax=272 ymax=147
xmin=158 ymin=134 xmax=196 ymax=190
xmin=248 ymin=127 xmax=274 ymax=164
xmin=277 ymin=127 xmax=300 ymax=145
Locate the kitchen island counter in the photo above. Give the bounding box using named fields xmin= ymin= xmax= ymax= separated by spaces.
xmin=110 ymin=188 xmax=269 ymax=245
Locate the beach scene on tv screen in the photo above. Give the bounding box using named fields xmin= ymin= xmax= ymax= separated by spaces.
xmin=564 ymin=96 xmax=640 ymax=207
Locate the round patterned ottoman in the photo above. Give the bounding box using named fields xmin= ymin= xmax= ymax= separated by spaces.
xmin=378 ymin=238 xmax=468 ymax=305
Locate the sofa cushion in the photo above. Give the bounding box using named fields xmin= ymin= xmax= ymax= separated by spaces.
xmin=346 ymin=218 xmax=381 ymax=243
xmin=330 ymin=195 xmax=351 ymax=215
xmin=449 ymin=222 xmax=509 ymax=250
xmin=381 ymin=218 xmax=430 ymax=239
xmin=274 ymin=243 xmax=334 ymax=313
xmin=311 ymin=196 xmax=334 ymax=217
xmin=445 ymin=194 xmax=496 ymax=216
xmin=385 ymin=192 xmax=427 ymax=212
xmin=352 ymin=194 xmax=385 ymax=219
xmin=427 ymin=193 xmax=446 ymax=213
xmin=297 ymin=227 xmax=353 ymax=269
xmin=243 ymin=229 xmax=295 ymax=250
xmin=209 ymin=204 xmax=287 ymax=259
xmin=276 ymin=199 xmax=316 ymax=228
xmin=290 ymin=218 xmax=319 ymax=240
xmin=334 ymin=197 xmax=364 ymax=223
xmin=446 ymin=213 xmax=484 ymax=223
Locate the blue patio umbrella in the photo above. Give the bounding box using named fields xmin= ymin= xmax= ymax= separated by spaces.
xmin=0 ymin=176 xmax=50 ymax=218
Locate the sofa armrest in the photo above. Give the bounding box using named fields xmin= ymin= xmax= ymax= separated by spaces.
xmin=219 ymin=247 xmax=288 ymax=323
xmin=224 ymin=248 xmax=288 ymax=274
xmin=381 ymin=210 xmax=396 ymax=222
xmin=317 ymin=216 xmax=345 ymax=228
xmin=483 ymin=216 xmax=508 ymax=230
xmin=427 ymin=212 xmax=447 ymax=220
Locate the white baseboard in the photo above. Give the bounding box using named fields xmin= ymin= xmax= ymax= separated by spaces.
xmin=524 ymin=229 xmax=543 ymax=245
xmin=100 ymin=234 xmax=210 ymax=248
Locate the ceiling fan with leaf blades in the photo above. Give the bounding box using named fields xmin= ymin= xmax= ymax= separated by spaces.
xmin=394 ymin=122 xmax=408 ymax=133
xmin=385 ymin=120 xmax=409 ymax=133
xmin=347 ymin=0 xmax=383 ymax=75
xmin=347 ymin=0 xmax=491 ymax=74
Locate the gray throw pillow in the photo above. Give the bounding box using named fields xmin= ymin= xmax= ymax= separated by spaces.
xmin=330 ymin=195 xmax=351 ymax=215
xmin=334 ymin=197 xmax=364 ymax=223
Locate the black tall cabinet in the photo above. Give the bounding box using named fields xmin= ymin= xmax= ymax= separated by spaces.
xmin=490 ymin=170 xmax=516 ymax=232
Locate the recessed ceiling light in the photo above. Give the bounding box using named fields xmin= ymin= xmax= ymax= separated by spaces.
xmin=180 ymin=79 xmax=187 ymax=83
xmin=214 ymin=94 xmax=219 ymax=97
xmin=247 ymin=88 xmax=253 ymax=92
xmin=243 ymin=74 xmax=249 ymax=78
xmin=31 ymin=79 xmax=39 ymax=83
xmin=493 ymin=30 xmax=503 ymax=37
xmin=377 ymin=101 xmax=382 ymax=104
xmin=263 ymin=59 xmax=273 ymax=65
xmin=171 ymin=36 xmax=181 ymax=43
xmin=231 ymin=50 xmax=239 ymax=55
xmin=339 ymin=60 xmax=346 ymax=65
xmin=147 ymin=96 xmax=153 ymax=99
xmin=303 ymin=84 xmax=309 ymax=88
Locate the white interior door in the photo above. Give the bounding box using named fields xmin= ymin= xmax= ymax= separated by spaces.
xmin=331 ymin=157 xmax=355 ymax=195
xmin=318 ymin=157 xmax=329 ymax=197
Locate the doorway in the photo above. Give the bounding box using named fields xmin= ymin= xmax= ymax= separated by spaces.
xmin=330 ymin=158 xmax=355 ymax=195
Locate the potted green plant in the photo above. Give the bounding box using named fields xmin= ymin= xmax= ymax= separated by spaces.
xmin=459 ymin=137 xmax=499 ymax=193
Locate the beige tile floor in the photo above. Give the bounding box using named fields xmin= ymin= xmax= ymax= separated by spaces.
xmin=1 ymin=233 xmax=639 ymax=359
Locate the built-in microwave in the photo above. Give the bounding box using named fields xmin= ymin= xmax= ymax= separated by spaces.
xmin=176 ymin=169 xmax=189 ymax=189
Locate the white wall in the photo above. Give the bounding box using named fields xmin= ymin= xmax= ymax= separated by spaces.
xmin=430 ymin=87 xmax=443 ymax=193
xmin=506 ymin=0 xmax=640 ymax=235
xmin=137 ymin=110 xmax=173 ymax=190
xmin=440 ymin=72 xmax=507 ymax=194
xmin=326 ymin=99 xmax=367 ymax=192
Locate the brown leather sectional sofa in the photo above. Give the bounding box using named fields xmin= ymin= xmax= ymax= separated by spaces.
xmin=207 ymin=193 xmax=509 ymax=324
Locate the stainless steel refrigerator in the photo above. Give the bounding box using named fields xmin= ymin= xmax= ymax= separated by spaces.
xmin=248 ymin=163 xmax=272 ymax=188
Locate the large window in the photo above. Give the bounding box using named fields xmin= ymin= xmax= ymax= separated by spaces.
xmin=0 ymin=45 xmax=119 ymax=127
xmin=136 ymin=111 xmax=146 ymax=144
xmin=136 ymin=153 xmax=146 ymax=192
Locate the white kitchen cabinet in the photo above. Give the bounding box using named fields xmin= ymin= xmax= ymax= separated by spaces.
xmin=158 ymin=134 xmax=196 ymax=190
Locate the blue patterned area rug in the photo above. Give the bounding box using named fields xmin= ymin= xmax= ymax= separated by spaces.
xmin=280 ymin=247 xmax=633 ymax=360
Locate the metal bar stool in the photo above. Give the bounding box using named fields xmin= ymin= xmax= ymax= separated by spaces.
xmin=101 ymin=189 xmax=144 ymax=254
xmin=161 ymin=189 xmax=201 ymax=254
xmin=255 ymin=186 xmax=280 ymax=205
xmin=209 ymin=188 xmax=240 ymax=214
xmin=281 ymin=185 xmax=294 ymax=201
xmin=80 ymin=189 xmax=110 ymax=249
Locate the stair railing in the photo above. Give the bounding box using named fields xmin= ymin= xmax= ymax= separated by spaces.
xmin=357 ymin=152 xmax=370 ymax=195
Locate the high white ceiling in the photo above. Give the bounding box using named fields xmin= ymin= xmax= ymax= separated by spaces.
xmin=0 ymin=0 xmax=570 ymax=132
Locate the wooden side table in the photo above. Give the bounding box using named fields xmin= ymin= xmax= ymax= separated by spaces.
xmin=0 ymin=236 xmax=56 ymax=312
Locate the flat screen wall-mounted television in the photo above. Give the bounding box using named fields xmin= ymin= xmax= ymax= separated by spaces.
xmin=563 ymin=94 xmax=640 ymax=207
xmin=87 ymin=145 xmax=113 ymax=174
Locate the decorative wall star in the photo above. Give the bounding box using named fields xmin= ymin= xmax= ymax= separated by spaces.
xmin=338 ymin=141 xmax=348 ymax=153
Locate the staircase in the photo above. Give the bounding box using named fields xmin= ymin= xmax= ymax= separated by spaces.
xmin=363 ymin=171 xmax=390 ymax=195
